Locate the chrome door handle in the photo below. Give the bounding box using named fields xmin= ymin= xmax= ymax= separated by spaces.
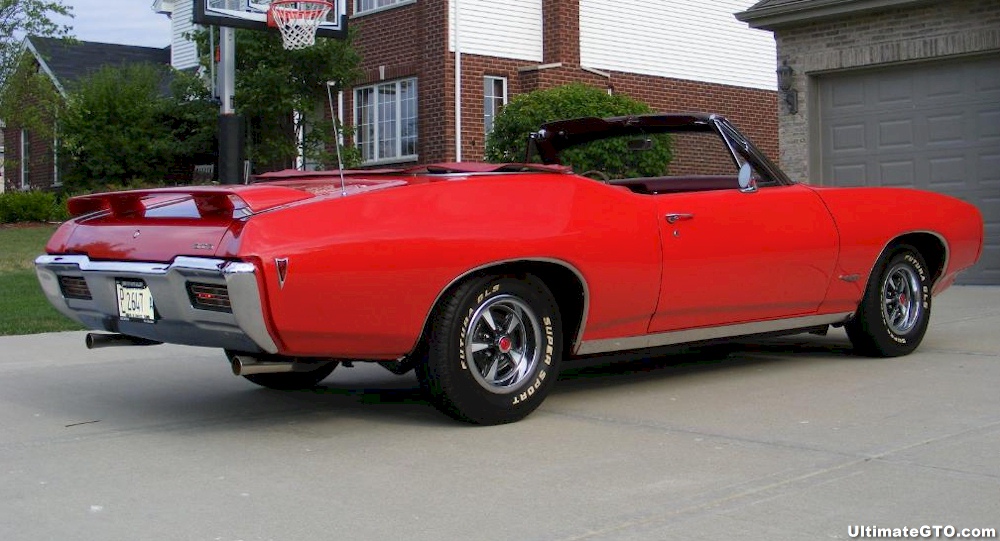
xmin=665 ymin=213 xmax=695 ymax=224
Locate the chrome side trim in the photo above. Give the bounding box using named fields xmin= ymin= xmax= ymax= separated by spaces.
xmin=418 ymin=257 xmax=591 ymax=356
xmin=861 ymin=230 xmax=950 ymax=293
xmin=223 ymin=261 xmax=279 ymax=354
xmin=576 ymin=312 xmax=854 ymax=356
xmin=35 ymin=254 xmax=228 ymax=274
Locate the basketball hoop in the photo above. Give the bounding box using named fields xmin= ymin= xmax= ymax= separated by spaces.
xmin=268 ymin=0 xmax=334 ymax=50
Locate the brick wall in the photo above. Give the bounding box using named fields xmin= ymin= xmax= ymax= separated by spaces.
xmin=1 ymin=126 xmax=57 ymax=192
xmin=770 ymin=0 xmax=1000 ymax=182
xmin=542 ymin=0 xmax=579 ymax=65
xmin=349 ymin=0 xmax=458 ymax=165
xmin=2 ymin=57 xmax=60 ymax=191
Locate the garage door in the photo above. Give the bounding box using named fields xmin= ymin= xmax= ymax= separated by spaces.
xmin=817 ymin=55 xmax=1000 ymax=285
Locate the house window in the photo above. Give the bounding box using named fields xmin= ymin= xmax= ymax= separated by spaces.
xmin=355 ymin=78 xmax=418 ymax=164
xmin=354 ymin=0 xmax=413 ymax=16
xmin=20 ymin=129 xmax=30 ymax=190
xmin=484 ymin=76 xmax=507 ymax=135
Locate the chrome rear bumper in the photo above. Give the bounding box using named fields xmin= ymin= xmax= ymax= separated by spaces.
xmin=35 ymin=255 xmax=278 ymax=354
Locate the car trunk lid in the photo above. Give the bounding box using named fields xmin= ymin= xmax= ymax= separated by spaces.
xmin=50 ymin=180 xmax=414 ymax=262
xmin=52 ymin=186 xmax=318 ymax=263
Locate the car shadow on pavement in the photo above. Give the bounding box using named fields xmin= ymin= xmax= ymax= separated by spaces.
xmin=9 ymin=335 xmax=862 ymax=430
xmin=185 ymin=335 xmax=861 ymax=427
xmin=553 ymin=334 xmax=859 ymax=395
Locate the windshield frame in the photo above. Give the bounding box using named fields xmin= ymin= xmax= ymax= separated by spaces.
xmin=531 ymin=114 xmax=794 ymax=187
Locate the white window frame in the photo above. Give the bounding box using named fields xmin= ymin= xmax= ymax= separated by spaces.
xmin=52 ymin=145 xmax=60 ymax=187
xmin=52 ymin=128 xmax=61 ymax=187
xmin=353 ymin=0 xmax=415 ymax=17
xmin=354 ymin=78 xmax=418 ymax=165
xmin=484 ymin=76 xmax=508 ymax=135
xmin=20 ymin=129 xmax=29 ymax=190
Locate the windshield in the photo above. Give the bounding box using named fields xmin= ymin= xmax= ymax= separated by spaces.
xmin=530 ymin=115 xmax=790 ymax=186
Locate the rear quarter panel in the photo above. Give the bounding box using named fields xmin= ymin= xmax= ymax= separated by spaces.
xmin=812 ymin=186 xmax=983 ymax=310
xmin=231 ymin=175 xmax=662 ymax=358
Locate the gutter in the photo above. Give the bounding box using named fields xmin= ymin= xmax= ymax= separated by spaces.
xmin=736 ymin=0 xmax=932 ymax=30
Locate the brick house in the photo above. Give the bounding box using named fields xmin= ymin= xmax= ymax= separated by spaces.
xmin=162 ymin=0 xmax=780 ymax=168
xmin=1 ymin=37 xmax=171 ymax=192
xmin=737 ymin=0 xmax=1000 ymax=285
xmin=346 ymin=0 xmax=780 ymax=167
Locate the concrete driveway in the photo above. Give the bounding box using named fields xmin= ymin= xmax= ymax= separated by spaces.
xmin=1 ymin=286 xmax=997 ymax=541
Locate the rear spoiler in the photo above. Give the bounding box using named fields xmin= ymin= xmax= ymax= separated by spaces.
xmin=66 ymin=186 xmax=315 ymax=219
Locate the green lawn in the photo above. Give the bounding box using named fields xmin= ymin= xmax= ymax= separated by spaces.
xmin=0 ymin=224 xmax=84 ymax=335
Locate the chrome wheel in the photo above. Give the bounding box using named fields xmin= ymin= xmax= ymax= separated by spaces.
xmin=847 ymin=246 xmax=931 ymax=358
xmin=881 ymin=263 xmax=922 ymax=334
xmin=465 ymin=295 xmax=543 ymax=394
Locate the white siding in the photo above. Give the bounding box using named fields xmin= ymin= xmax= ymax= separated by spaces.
xmin=171 ymin=0 xmax=199 ymax=70
xmin=580 ymin=0 xmax=776 ymax=90
xmin=449 ymin=0 xmax=542 ymax=62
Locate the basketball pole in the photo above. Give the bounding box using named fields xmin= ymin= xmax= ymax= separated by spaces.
xmin=217 ymin=26 xmax=245 ymax=185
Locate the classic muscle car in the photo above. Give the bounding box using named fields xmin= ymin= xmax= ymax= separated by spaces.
xmin=35 ymin=114 xmax=984 ymax=424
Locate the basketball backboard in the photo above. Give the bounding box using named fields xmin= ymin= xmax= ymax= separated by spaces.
xmin=193 ymin=0 xmax=347 ymax=39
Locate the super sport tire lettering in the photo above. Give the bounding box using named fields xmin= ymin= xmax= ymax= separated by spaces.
xmin=846 ymin=245 xmax=932 ymax=358
xmin=418 ymin=274 xmax=564 ymax=425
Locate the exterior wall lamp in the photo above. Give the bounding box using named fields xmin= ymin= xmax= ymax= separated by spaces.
xmin=776 ymin=60 xmax=798 ymax=115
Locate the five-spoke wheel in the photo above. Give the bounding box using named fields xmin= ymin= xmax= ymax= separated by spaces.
xmin=418 ymin=274 xmax=563 ymax=425
xmin=881 ymin=262 xmax=923 ymax=335
xmin=465 ymin=295 xmax=544 ymax=393
xmin=847 ymin=245 xmax=931 ymax=357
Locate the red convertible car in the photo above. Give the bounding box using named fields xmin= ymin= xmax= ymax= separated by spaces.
xmin=35 ymin=114 xmax=983 ymax=424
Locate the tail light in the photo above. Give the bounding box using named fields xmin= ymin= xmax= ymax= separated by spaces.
xmin=59 ymin=276 xmax=92 ymax=300
xmin=187 ymin=283 xmax=232 ymax=313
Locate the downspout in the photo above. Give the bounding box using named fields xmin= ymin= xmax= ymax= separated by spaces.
xmin=453 ymin=0 xmax=462 ymax=162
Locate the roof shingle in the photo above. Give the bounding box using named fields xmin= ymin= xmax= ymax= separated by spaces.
xmin=28 ymin=36 xmax=171 ymax=89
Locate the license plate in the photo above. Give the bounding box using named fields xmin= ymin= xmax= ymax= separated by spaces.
xmin=116 ymin=279 xmax=155 ymax=323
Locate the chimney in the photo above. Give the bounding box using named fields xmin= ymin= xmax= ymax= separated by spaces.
xmin=543 ymin=0 xmax=580 ymax=66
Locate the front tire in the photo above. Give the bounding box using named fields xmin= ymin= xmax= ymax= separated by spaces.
xmin=846 ymin=245 xmax=931 ymax=357
xmin=420 ymin=274 xmax=563 ymax=425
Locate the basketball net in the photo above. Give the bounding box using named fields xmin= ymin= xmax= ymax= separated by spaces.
xmin=269 ymin=0 xmax=334 ymax=50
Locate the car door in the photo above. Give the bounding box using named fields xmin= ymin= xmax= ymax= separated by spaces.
xmin=648 ymin=183 xmax=840 ymax=333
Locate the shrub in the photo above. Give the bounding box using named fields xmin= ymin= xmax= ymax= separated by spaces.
xmin=59 ymin=64 xmax=217 ymax=192
xmin=0 ymin=191 xmax=69 ymax=224
xmin=485 ymin=83 xmax=672 ymax=177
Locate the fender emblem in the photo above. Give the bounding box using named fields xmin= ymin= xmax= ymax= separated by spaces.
xmin=133 ymin=229 xmax=141 ymax=239
xmin=192 ymin=243 xmax=214 ymax=250
xmin=839 ymin=274 xmax=861 ymax=282
xmin=275 ymin=258 xmax=289 ymax=289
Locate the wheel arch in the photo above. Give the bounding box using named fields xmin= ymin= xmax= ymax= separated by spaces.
xmin=416 ymin=259 xmax=590 ymax=357
xmin=879 ymin=231 xmax=949 ymax=287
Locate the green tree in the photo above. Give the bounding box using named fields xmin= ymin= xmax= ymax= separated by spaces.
xmin=485 ymin=83 xmax=672 ymax=178
xmin=0 ymin=0 xmax=72 ymax=83
xmin=58 ymin=63 xmax=217 ymax=191
xmin=195 ymin=28 xmax=362 ymax=171
xmin=0 ymin=53 xmax=61 ymax=140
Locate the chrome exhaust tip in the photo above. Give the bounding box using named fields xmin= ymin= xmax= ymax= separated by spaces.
xmin=231 ymin=355 xmax=297 ymax=376
xmin=85 ymin=333 xmax=162 ymax=349
xmin=230 ymin=355 xmax=336 ymax=376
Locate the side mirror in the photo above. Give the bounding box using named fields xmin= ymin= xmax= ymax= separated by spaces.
xmin=738 ymin=162 xmax=758 ymax=193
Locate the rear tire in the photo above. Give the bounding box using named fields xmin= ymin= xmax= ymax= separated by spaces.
xmin=419 ymin=274 xmax=563 ymax=425
xmin=846 ymin=245 xmax=931 ymax=357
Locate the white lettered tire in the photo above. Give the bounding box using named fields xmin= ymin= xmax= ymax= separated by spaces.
xmin=846 ymin=245 xmax=932 ymax=357
xmin=420 ymin=274 xmax=563 ymax=424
